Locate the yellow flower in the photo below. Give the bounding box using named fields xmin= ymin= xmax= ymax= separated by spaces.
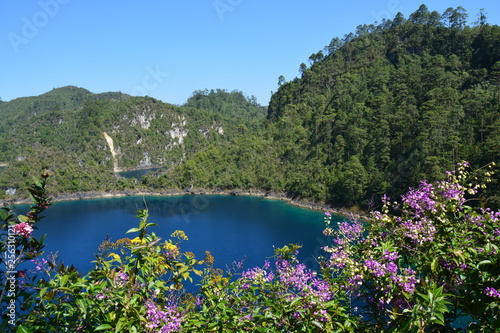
xmin=108 ymin=253 xmax=121 ymax=261
xmin=130 ymin=237 xmax=146 ymax=245
xmin=164 ymin=242 xmax=179 ymax=256
xmin=171 ymin=230 xmax=188 ymax=241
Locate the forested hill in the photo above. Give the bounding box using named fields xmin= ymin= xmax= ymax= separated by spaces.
xmin=183 ymin=89 xmax=267 ymax=129
xmin=0 ymin=87 xmax=266 ymax=195
xmin=0 ymin=86 xmax=130 ymax=134
xmin=265 ymin=5 xmax=500 ymax=207
xmin=147 ymin=5 xmax=500 ymax=209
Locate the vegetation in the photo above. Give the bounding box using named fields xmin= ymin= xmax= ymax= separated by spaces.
xmin=1 ymin=4 xmax=500 ymax=332
xmin=1 ymin=164 xmax=498 ymax=332
xmin=146 ymin=5 xmax=500 ymax=209
xmin=183 ymin=88 xmax=267 ymax=131
xmin=1 ymin=6 xmax=499 ymax=211
xmin=0 ymin=88 xmax=265 ymax=198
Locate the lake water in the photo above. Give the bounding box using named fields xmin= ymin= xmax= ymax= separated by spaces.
xmin=117 ymin=167 xmax=162 ymax=179
xmin=25 ymin=195 xmax=341 ymax=274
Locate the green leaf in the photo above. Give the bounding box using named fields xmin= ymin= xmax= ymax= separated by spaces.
xmin=0 ymin=207 xmax=10 ymax=221
xmin=18 ymin=214 xmax=29 ymax=223
xmin=126 ymin=227 xmax=141 ymax=234
xmin=29 ymin=192 xmax=38 ymax=205
xmin=478 ymin=260 xmax=492 ymax=267
xmin=31 ymin=176 xmax=43 ymax=188
xmin=60 ymin=274 xmax=69 ymax=286
xmin=435 ymin=312 xmax=445 ymax=325
xmin=115 ymin=317 xmax=127 ymax=332
xmin=177 ymin=264 xmax=189 ymax=275
xmin=76 ymin=298 xmax=87 ymax=314
xmin=430 ymin=257 xmax=438 ymax=273
xmin=312 ymin=320 xmax=324 ymax=329
xmin=290 ymin=296 xmax=303 ymax=307
xmin=95 ymin=324 xmax=113 ymax=330
xmin=16 ymin=324 xmax=30 ymax=333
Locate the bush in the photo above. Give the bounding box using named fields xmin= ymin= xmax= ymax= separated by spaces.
xmin=1 ymin=162 xmax=498 ymax=332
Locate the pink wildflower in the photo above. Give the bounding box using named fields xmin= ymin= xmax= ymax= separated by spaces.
xmin=13 ymin=222 xmax=33 ymax=238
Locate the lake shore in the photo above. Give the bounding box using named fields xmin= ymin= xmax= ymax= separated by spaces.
xmin=5 ymin=187 xmax=372 ymax=221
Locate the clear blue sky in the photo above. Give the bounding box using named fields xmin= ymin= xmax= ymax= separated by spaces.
xmin=1 ymin=1 xmax=499 ymax=106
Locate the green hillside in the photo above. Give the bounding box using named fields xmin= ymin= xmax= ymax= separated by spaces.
xmin=266 ymin=5 xmax=500 ymax=206
xmin=147 ymin=5 xmax=500 ymax=209
xmin=269 ymin=5 xmax=500 ymax=204
xmin=0 ymin=87 xmax=266 ymax=196
xmin=0 ymin=86 xmax=129 ymax=135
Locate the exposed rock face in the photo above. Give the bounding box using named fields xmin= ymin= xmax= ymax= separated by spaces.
xmin=167 ymin=116 xmax=188 ymax=147
xmin=214 ymin=126 xmax=224 ymax=135
xmin=135 ymin=114 xmax=154 ymax=129
xmin=5 ymin=187 xmax=16 ymax=196
xmin=139 ymin=152 xmax=152 ymax=167
xmin=103 ymin=132 xmax=119 ymax=172
xmin=130 ymin=107 xmax=156 ymax=129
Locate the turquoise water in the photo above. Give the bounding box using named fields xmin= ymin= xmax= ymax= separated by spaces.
xmin=26 ymin=195 xmax=341 ymax=273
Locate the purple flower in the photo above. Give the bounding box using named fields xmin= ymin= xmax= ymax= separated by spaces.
xmin=242 ymin=267 xmax=267 ymax=281
xmin=382 ymin=250 xmax=399 ymax=261
xmin=327 ymin=249 xmax=349 ymax=269
xmin=400 ymin=217 xmax=436 ymax=243
xmin=347 ymin=274 xmax=363 ymax=287
xmin=239 ymin=314 xmax=253 ymax=322
xmin=485 ymin=287 xmax=500 ymax=298
xmin=386 ymin=262 xmax=398 ymax=275
xmin=401 ymin=181 xmax=437 ymax=215
xmin=145 ymin=301 xmax=183 ymax=333
xmin=116 ymin=271 xmax=129 ymax=285
xmin=365 ymin=259 xmax=385 ymax=277
xmin=31 ymin=258 xmax=48 ymax=271
xmin=314 ymin=309 xmax=328 ymax=322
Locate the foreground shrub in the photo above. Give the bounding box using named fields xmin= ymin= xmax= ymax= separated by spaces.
xmin=1 ymin=162 xmax=498 ymax=332
xmin=322 ymin=162 xmax=500 ymax=331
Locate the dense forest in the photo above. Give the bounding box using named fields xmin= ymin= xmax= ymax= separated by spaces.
xmin=265 ymin=5 xmax=500 ymax=207
xmin=1 ymin=5 xmax=499 ymax=210
xmin=148 ymin=5 xmax=500 ymax=209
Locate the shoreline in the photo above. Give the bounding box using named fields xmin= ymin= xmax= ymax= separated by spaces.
xmin=4 ymin=187 xmax=371 ymax=221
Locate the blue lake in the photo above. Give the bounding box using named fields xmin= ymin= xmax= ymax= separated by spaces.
xmin=24 ymin=195 xmax=341 ymax=274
